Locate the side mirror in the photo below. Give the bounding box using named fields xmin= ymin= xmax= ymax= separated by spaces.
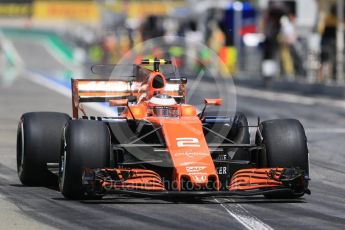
xmin=204 ymin=98 xmax=222 ymax=106
xmin=199 ymin=98 xmax=223 ymax=119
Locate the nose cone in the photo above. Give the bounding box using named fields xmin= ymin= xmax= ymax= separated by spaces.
xmin=151 ymin=116 xmax=221 ymax=191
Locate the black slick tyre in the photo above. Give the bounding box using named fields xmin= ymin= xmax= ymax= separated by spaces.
xmin=59 ymin=120 xmax=110 ymax=200
xmin=257 ymin=119 xmax=309 ymax=198
xmin=17 ymin=112 xmax=70 ymax=186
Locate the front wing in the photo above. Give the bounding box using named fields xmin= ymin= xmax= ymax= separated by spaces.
xmin=82 ymin=167 xmax=310 ymax=197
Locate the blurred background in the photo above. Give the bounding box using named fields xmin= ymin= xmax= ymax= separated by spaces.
xmin=0 ymin=0 xmax=345 ymax=96
xmin=1 ymin=2 xmax=345 ymax=228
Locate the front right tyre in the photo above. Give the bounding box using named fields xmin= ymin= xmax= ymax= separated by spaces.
xmin=256 ymin=119 xmax=309 ymax=198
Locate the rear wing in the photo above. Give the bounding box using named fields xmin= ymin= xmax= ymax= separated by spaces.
xmin=71 ymin=79 xmax=185 ymax=118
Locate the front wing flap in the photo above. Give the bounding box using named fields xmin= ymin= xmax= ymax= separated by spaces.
xmin=229 ymin=168 xmax=309 ymax=195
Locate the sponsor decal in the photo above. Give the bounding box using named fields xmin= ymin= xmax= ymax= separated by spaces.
xmin=185 ymin=166 xmax=206 ymax=173
xmin=174 ymin=151 xmax=209 ymax=158
xmin=216 ymin=154 xmax=228 ymax=160
xmin=179 ymin=162 xmax=208 ymax=166
xmin=217 ymin=166 xmax=227 ymax=175
xmin=190 ymin=174 xmax=207 ymax=182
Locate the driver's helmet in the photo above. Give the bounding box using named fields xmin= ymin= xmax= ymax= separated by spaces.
xmin=149 ymin=94 xmax=177 ymax=106
xmin=149 ymin=94 xmax=178 ymax=117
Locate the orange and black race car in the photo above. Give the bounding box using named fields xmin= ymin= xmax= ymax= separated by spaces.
xmin=16 ymin=58 xmax=310 ymax=199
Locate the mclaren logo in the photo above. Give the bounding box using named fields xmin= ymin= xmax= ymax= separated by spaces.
xmin=174 ymin=151 xmax=209 ymax=158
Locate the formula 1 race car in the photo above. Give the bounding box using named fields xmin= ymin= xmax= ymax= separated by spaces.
xmin=17 ymin=58 xmax=310 ymax=199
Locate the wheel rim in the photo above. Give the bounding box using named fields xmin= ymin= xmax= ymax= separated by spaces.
xmin=17 ymin=122 xmax=24 ymax=177
xmin=59 ymin=151 xmax=67 ymax=190
xmin=59 ymin=131 xmax=67 ymax=191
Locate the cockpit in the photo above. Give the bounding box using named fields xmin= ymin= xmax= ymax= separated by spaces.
xmin=148 ymin=94 xmax=179 ymax=117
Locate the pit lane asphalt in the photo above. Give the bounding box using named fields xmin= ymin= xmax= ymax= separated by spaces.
xmin=0 ymin=39 xmax=344 ymax=230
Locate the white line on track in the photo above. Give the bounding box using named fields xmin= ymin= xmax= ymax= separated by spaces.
xmin=0 ymin=30 xmax=25 ymax=67
xmin=236 ymin=85 xmax=345 ymax=108
xmin=305 ymin=128 xmax=345 ymax=133
xmin=42 ymin=40 xmax=77 ymax=69
xmin=236 ymin=86 xmax=314 ymax=105
xmin=215 ymin=198 xmax=274 ymax=230
xmin=250 ymin=127 xmax=345 ymax=134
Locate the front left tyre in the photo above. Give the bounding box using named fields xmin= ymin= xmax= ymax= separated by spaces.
xmin=59 ymin=120 xmax=110 ymax=200
xmin=17 ymin=112 xmax=70 ymax=186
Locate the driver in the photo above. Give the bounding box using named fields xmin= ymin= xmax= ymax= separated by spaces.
xmin=149 ymin=94 xmax=178 ymax=117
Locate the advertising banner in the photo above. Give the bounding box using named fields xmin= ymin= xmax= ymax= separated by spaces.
xmin=0 ymin=0 xmax=33 ymax=17
xmin=33 ymin=0 xmax=100 ymax=23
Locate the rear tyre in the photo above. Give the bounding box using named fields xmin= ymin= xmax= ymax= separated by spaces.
xmin=17 ymin=112 xmax=70 ymax=186
xmin=59 ymin=120 xmax=110 ymax=200
xmin=228 ymin=112 xmax=250 ymax=159
xmin=201 ymin=111 xmax=250 ymax=159
xmin=256 ymin=119 xmax=309 ymax=198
